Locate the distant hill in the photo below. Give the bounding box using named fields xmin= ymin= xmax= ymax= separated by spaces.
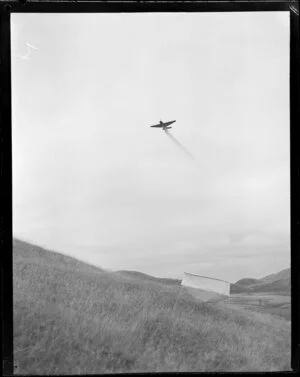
xmin=250 ymin=278 xmax=291 ymax=293
xmin=232 ymin=268 xmax=290 ymax=295
xmin=235 ymin=278 xmax=261 ymax=286
xmin=260 ymin=268 xmax=290 ymax=283
xmin=13 ymin=238 xmax=104 ymax=274
xmin=13 ymin=238 xmax=290 ymax=373
xmin=230 ymin=283 xmax=252 ymax=294
xmin=117 ymin=270 xmax=181 ymax=287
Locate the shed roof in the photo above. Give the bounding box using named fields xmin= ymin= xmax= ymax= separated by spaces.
xmin=184 ymin=272 xmax=231 ymax=285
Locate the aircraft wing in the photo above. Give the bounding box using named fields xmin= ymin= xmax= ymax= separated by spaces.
xmin=150 ymin=124 xmax=163 ymax=128
xmin=164 ymin=120 xmax=176 ymax=127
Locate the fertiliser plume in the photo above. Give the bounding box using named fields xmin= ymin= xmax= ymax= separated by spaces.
xmin=165 ymin=130 xmax=196 ymax=161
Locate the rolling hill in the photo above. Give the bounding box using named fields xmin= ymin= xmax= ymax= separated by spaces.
xmin=235 ymin=278 xmax=261 ymax=286
xmin=117 ymin=270 xmax=181 ymax=286
xmin=260 ymin=268 xmax=290 ymax=283
xmin=13 ymin=238 xmax=291 ymax=373
xmin=250 ymin=278 xmax=290 ymax=293
xmin=231 ymin=268 xmax=290 ymax=295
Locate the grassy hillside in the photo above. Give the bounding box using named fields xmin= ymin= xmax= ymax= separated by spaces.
xmin=227 ymin=293 xmax=291 ymax=321
xmin=260 ymin=268 xmax=290 ymax=283
xmin=117 ymin=270 xmax=181 ymax=286
xmin=13 ymin=239 xmax=291 ymax=374
xmin=13 ymin=238 xmax=104 ymax=275
xmin=251 ymin=278 xmax=290 ymax=293
xmin=232 ymin=268 xmax=291 ymax=295
xmin=230 ymin=283 xmax=252 ymax=294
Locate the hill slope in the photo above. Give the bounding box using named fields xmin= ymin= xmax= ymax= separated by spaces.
xmin=250 ymin=278 xmax=291 ymax=293
xmin=13 ymin=239 xmax=291 ymax=374
xmin=117 ymin=270 xmax=181 ymax=286
xmin=260 ymin=268 xmax=290 ymax=283
xmin=235 ymin=278 xmax=261 ymax=286
xmin=232 ymin=268 xmax=290 ymax=295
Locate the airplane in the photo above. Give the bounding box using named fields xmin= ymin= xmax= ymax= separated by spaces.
xmin=150 ymin=120 xmax=176 ymax=130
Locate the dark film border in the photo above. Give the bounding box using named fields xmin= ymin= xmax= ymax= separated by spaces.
xmin=1 ymin=2 xmax=12 ymax=376
xmin=0 ymin=1 xmax=298 ymax=375
xmin=290 ymin=3 xmax=300 ymax=373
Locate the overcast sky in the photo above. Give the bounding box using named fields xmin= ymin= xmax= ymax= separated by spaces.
xmin=11 ymin=12 xmax=290 ymax=282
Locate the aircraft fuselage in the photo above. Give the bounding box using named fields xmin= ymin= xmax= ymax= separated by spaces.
xmin=150 ymin=120 xmax=176 ymax=130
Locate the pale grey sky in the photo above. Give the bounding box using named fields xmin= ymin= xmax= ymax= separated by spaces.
xmin=11 ymin=12 xmax=290 ymax=282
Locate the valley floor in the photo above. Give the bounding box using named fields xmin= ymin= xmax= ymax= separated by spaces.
xmin=225 ymin=293 xmax=291 ymax=321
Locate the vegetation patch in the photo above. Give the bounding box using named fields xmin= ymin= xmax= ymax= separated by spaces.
xmin=13 ymin=239 xmax=291 ymax=374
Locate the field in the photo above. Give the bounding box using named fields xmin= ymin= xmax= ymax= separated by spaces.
xmin=13 ymin=239 xmax=291 ymax=374
xmin=225 ymin=293 xmax=291 ymax=321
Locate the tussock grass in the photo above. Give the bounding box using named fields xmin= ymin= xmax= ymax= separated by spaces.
xmin=13 ymin=239 xmax=291 ymax=374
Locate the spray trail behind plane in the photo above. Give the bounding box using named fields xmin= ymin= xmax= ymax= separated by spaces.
xmin=165 ymin=130 xmax=196 ymax=162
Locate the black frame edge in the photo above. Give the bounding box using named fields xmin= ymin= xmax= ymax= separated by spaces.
xmin=290 ymin=4 xmax=300 ymax=373
xmin=0 ymin=3 xmax=13 ymax=376
xmin=0 ymin=0 xmax=292 ymax=13
xmin=0 ymin=0 xmax=298 ymax=375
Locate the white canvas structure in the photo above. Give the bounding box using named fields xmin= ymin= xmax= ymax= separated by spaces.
xmin=182 ymin=272 xmax=230 ymax=302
